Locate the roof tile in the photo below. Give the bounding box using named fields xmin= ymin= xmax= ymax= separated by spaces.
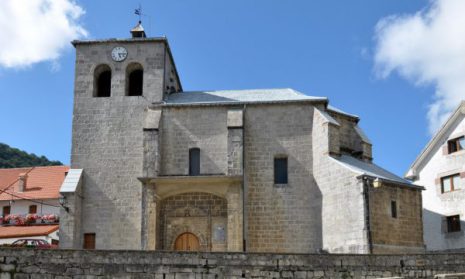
xmin=0 ymin=225 xmax=59 ymax=239
xmin=0 ymin=166 xmax=69 ymax=201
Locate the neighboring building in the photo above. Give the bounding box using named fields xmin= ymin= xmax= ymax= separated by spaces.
xmin=0 ymin=166 xmax=68 ymax=244
xmin=406 ymin=101 xmax=465 ymax=251
xmin=59 ymin=22 xmax=425 ymax=253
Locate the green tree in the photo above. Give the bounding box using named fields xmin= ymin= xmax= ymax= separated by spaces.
xmin=0 ymin=143 xmax=63 ymax=168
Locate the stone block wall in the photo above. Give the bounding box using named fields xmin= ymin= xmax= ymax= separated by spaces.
xmin=244 ymin=104 xmax=322 ymax=253
xmin=328 ymin=112 xmax=371 ymax=161
xmin=369 ymin=183 xmax=424 ymax=254
xmin=1 ymin=249 xmax=465 ymax=278
xmin=160 ymin=107 xmax=228 ymax=176
xmin=312 ymin=107 xmax=369 ymax=254
xmin=71 ymin=40 xmax=172 ymax=249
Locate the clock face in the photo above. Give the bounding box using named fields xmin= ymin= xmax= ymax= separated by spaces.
xmin=111 ymin=46 xmax=128 ymax=62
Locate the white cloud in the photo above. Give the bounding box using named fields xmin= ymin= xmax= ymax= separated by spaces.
xmin=0 ymin=0 xmax=87 ymax=69
xmin=374 ymin=0 xmax=465 ymax=135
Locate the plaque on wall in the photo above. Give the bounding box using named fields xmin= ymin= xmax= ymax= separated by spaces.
xmin=213 ymin=225 xmax=226 ymax=242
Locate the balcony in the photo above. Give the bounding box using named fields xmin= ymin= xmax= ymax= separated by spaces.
xmin=0 ymin=214 xmax=59 ymax=226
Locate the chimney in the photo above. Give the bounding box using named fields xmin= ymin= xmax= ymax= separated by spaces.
xmin=130 ymin=21 xmax=147 ymax=38
xmin=18 ymin=173 xmax=28 ymax=192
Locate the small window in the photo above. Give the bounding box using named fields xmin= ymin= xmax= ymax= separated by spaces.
xmin=94 ymin=64 xmax=111 ymax=97
xmin=189 ymin=148 xmax=200 ymax=176
xmin=2 ymin=206 xmax=10 ymax=216
xmin=448 ymin=136 xmax=465 ymax=154
xmin=441 ymin=174 xmax=461 ymax=193
xmin=126 ymin=63 xmax=143 ymax=96
xmin=447 ymin=215 xmax=461 ymax=233
xmin=274 ymin=157 xmax=288 ymax=184
xmin=391 ymin=200 xmax=397 ymax=218
xmin=29 ymin=205 xmax=37 ymax=214
xmin=83 ymin=233 xmax=96 ymax=249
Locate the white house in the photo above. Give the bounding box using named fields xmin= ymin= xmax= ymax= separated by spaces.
xmin=0 ymin=166 xmax=68 ymax=245
xmin=406 ymin=101 xmax=465 ymax=251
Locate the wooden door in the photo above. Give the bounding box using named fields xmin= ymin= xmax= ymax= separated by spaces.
xmin=174 ymin=232 xmax=200 ymax=251
xmin=83 ymin=233 xmax=96 ymax=250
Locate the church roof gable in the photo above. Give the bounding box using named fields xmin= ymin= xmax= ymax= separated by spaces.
xmin=405 ymin=101 xmax=465 ymax=179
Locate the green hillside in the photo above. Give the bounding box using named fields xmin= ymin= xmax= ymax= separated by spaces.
xmin=0 ymin=143 xmax=63 ymax=168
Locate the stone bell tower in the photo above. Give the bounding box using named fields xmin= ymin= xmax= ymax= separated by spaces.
xmin=60 ymin=22 xmax=181 ymax=249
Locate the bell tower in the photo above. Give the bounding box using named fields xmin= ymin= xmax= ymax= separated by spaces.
xmin=60 ymin=23 xmax=181 ymax=249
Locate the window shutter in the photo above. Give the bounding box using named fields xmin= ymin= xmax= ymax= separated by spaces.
xmin=442 ymin=145 xmax=449 ymax=155
xmin=460 ymin=172 xmax=465 ymax=179
xmin=435 ymin=178 xmax=441 ymax=185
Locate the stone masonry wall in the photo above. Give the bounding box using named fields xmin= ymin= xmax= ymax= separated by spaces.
xmin=369 ymin=183 xmax=424 ymax=254
xmin=328 ymin=113 xmax=363 ymax=156
xmin=160 ymin=106 xmax=228 ymax=176
xmin=312 ymin=107 xmax=369 ymax=254
xmin=245 ymin=104 xmax=322 ymax=253
xmin=1 ymin=249 xmax=465 ymax=278
xmin=70 ymin=40 xmax=168 ymax=249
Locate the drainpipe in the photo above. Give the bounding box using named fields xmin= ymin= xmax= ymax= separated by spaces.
xmin=242 ymin=104 xmax=247 ymax=252
xmin=362 ymin=176 xmax=373 ymax=254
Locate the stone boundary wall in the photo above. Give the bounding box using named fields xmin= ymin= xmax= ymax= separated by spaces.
xmin=0 ymin=249 xmax=465 ymax=278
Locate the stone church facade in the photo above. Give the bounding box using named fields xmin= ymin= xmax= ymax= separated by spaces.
xmin=59 ymin=25 xmax=425 ymax=254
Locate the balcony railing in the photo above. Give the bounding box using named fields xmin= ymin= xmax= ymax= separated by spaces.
xmin=0 ymin=214 xmax=59 ymax=226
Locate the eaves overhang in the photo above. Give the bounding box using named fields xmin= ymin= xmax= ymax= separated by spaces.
xmin=358 ymin=174 xmax=425 ymax=190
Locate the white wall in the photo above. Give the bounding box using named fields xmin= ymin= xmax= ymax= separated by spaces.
xmin=416 ymin=114 xmax=465 ymax=251
xmin=0 ymin=199 xmax=60 ymax=216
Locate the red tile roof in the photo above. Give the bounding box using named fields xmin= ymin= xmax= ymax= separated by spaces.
xmin=0 ymin=225 xmax=59 ymax=239
xmin=0 ymin=166 xmax=69 ymax=201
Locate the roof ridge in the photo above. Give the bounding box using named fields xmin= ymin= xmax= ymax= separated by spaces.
xmin=180 ymin=88 xmax=296 ymax=93
xmin=0 ymin=165 xmax=69 ymax=171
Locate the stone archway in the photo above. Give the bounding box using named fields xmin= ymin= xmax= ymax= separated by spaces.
xmin=140 ymin=175 xmax=243 ymax=251
xmin=160 ymin=192 xmax=227 ymax=251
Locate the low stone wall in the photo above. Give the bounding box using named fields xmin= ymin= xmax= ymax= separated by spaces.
xmin=0 ymin=249 xmax=464 ymax=278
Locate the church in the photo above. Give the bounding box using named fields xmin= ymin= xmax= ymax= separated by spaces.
xmin=59 ymin=22 xmax=425 ymax=254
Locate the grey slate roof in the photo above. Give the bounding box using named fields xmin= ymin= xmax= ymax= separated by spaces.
xmin=331 ymin=155 xmax=412 ymax=185
xmin=327 ymin=105 xmax=359 ymax=120
xmin=165 ymin=89 xmax=327 ymax=106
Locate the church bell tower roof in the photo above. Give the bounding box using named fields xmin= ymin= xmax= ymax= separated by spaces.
xmin=130 ymin=21 xmax=146 ymax=38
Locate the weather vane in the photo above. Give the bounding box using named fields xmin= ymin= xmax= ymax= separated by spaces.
xmin=135 ymin=4 xmax=143 ymax=22
xmin=134 ymin=4 xmax=153 ymax=34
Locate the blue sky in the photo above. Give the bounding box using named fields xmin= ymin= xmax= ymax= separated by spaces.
xmin=1 ymin=0 xmax=462 ymax=177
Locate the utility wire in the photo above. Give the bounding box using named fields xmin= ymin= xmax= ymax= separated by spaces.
xmin=0 ymin=167 xmax=61 ymax=208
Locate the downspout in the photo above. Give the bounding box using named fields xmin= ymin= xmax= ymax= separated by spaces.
xmin=242 ymin=104 xmax=247 ymax=252
xmin=362 ymin=176 xmax=373 ymax=254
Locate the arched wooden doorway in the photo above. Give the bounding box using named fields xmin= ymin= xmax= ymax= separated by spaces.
xmin=174 ymin=232 xmax=200 ymax=251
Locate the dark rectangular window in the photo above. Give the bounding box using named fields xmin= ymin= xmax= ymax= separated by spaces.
xmin=441 ymin=174 xmax=461 ymax=193
xmin=83 ymin=233 xmax=96 ymax=250
xmin=189 ymin=148 xmax=200 ymax=176
xmin=29 ymin=205 xmax=37 ymax=214
xmin=2 ymin=206 xmax=10 ymax=216
xmin=448 ymin=136 xmax=465 ymax=154
xmin=274 ymin=157 xmax=288 ymax=184
xmin=391 ymin=200 xmax=397 ymax=218
xmin=447 ymin=215 xmax=461 ymax=233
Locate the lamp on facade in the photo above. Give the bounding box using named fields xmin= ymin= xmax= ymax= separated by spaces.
xmin=373 ymin=178 xmax=383 ymax=188
xmin=59 ymin=195 xmax=69 ymax=212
